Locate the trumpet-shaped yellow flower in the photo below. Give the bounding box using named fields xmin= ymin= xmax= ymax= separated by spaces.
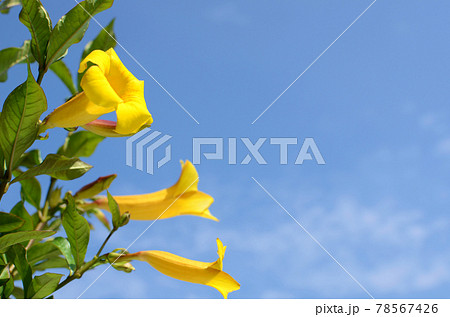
xmin=43 ymin=48 xmax=152 ymax=135
xmin=120 ymin=239 xmax=240 ymax=298
xmin=92 ymin=160 xmax=217 ymax=221
xmin=82 ymin=119 xmax=135 ymax=137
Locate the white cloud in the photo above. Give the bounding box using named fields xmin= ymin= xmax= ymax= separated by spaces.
xmin=212 ymin=196 xmax=450 ymax=297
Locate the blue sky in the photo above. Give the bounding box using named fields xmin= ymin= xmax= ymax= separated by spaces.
xmin=1 ymin=0 xmax=450 ymax=298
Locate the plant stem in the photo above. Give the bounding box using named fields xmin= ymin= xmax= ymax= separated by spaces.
xmin=25 ymin=177 xmax=57 ymax=250
xmin=96 ymin=228 xmax=117 ymax=258
xmin=56 ymin=227 xmax=118 ymax=292
xmin=36 ymin=67 xmax=46 ymax=85
xmin=0 ymin=169 xmax=11 ymax=202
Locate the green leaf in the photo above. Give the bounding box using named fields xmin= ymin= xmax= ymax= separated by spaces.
xmin=58 ymin=131 xmax=104 ymax=158
xmin=0 ymin=41 xmax=32 ymax=82
xmin=17 ymin=149 xmax=42 ymax=168
xmin=78 ymin=18 xmax=116 ymax=89
xmin=49 ymin=60 xmax=77 ymax=95
xmin=45 ymin=0 xmax=114 ymax=67
xmin=27 ymin=241 xmax=60 ymax=265
xmin=28 ymin=273 xmax=62 ymax=299
xmin=107 ymin=190 xmax=120 ymax=229
xmin=0 ymin=211 xmax=24 ymax=232
xmin=20 ymin=176 xmax=41 ymax=209
xmin=52 ymin=237 xmax=76 ymax=275
xmin=0 ymin=135 xmax=4 ymax=175
xmin=11 ymin=287 xmax=24 ymax=299
xmin=1 ymin=276 xmax=14 ymax=298
xmin=0 ymin=0 xmax=21 ymax=14
xmin=49 ymin=186 xmax=62 ymax=208
xmin=0 ymin=66 xmax=47 ymax=171
xmin=6 ymin=244 xmax=32 ymax=296
xmin=32 ymin=257 xmax=68 ymax=271
xmin=75 ymin=174 xmax=116 ymax=199
xmin=19 ymin=0 xmax=52 ymax=66
xmin=62 ymin=194 xmax=89 ymax=269
xmin=0 ymin=230 xmax=55 ymax=253
xmin=11 ymin=154 xmax=92 ymax=183
xmin=10 ymin=202 xmax=34 ymax=231
xmin=0 ymin=265 xmax=10 ymax=285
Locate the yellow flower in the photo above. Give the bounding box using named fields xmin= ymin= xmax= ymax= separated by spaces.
xmin=43 ymin=48 xmax=152 ymax=135
xmin=92 ymin=160 xmax=217 ymax=221
xmin=82 ymin=119 xmax=135 ymax=137
xmin=120 ymin=239 xmax=240 ymax=298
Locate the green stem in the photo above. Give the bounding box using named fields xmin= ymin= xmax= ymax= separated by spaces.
xmin=36 ymin=67 xmax=46 ymax=85
xmin=56 ymin=227 xmax=118 ymax=292
xmin=25 ymin=177 xmax=57 ymax=250
xmin=96 ymin=228 xmax=117 ymax=258
xmin=0 ymin=170 xmax=11 ymax=202
xmin=41 ymin=177 xmax=56 ymax=221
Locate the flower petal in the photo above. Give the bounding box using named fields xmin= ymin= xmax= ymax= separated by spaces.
xmin=167 ymin=160 xmax=200 ymax=196
xmin=115 ymin=80 xmax=152 ymax=134
xmin=92 ymin=160 xmax=216 ymax=221
xmin=44 ymin=92 xmax=110 ymax=129
xmin=122 ymin=239 xmax=240 ymax=298
xmin=78 ymin=49 xmax=111 ymax=74
xmin=80 ymin=65 xmax=122 ymax=109
xmin=105 ymin=48 xmax=139 ymax=96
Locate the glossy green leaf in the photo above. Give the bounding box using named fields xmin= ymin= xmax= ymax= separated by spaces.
xmin=58 ymin=131 xmax=104 ymax=158
xmin=52 ymin=237 xmax=76 ymax=275
xmin=1 ymin=276 xmax=14 ymax=298
xmin=0 ymin=66 xmax=47 ymax=171
xmin=11 ymin=287 xmax=24 ymax=299
xmin=19 ymin=0 xmax=52 ymax=66
xmin=0 ymin=265 xmax=10 ymax=285
xmin=6 ymin=244 xmax=32 ymax=296
xmin=49 ymin=60 xmax=77 ymax=95
xmin=27 ymin=241 xmax=60 ymax=265
xmin=78 ymin=18 xmax=116 ymax=89
xmin=10 ymin=202 xmax=34 ymax=231
xmin=17 ymin=149 xmax=42 ymax=168
xmin=32 ymin=257 xmax=68 ymax=271
xmin=0 ymin=134 xmax=4 ymax=175
xmin=0 ymin=211 xmax=24 ymax=232
xmin=0 ymin=230 xmax=55 ymax=253
xmin=0 ymin=41 xmax=32 ymax=82
xmin=62 ymin=194 xmax=89 ymax=269
xmin=28 ymin=273 xmax=62 ymax=299
xmin=20 ymin=176 xmax=41 ymax=209
xmin=0 ymin=0 xmax=21 ymax=13
xmin=11 ymin=154 xmax=92 ymax=183
xmin=75 ymin=174 xmax=116 ymax=199
xmin=107 ymin=190 xmax=120 ymax=229
xmin=46 ymin=0 xmax=114 ymax=66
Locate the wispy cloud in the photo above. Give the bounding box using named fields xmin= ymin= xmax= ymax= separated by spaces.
xmin=205 ymin=3 xmax=249 ymax=26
